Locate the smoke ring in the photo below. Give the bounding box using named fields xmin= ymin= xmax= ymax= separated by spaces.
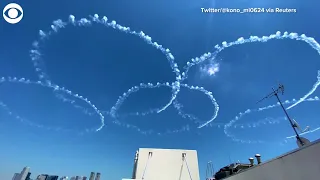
xmin=29 ymin=14 xmax=182 ymax=120
xmin=0 ymin=77 xmax=105 ymax=132
xmin=224 ymin=96 xmax=320 ymax=144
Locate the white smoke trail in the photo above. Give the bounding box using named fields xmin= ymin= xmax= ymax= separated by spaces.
xmin=173 ymin=100 xmax=225 ymax=128
xmin=54 ymin=93 xmax=96 ymax=116
xmin=50 ymin=81 xmax=221 ymax=134
xmin=183 ymin=32 xmax=320 ymax=128
xmin=108 ymin=82 xmax=219 ymax=134
xmin=0 ymin=101 xmax=78 ymax=133
xmin=232 ymin=116 xmax=285 ymax=129
xmin=286 ymin=126 xmax=320 ymax=139
xmin=30 ymin=14 xmax=182 ymax=116
xmin=0 ymin=76 xmax=105 ymax=132
xmin=224 ymin=96 xmax=320 ymax=143
xmin=110 ymin=116 xmax=192 ymax=136
xmin=52 ymin=86 xmax=224 ymax=132
xmin=286 ymin=70 xmax=320 ymax=110
xmin=24 ymin=14 xmax=320 ymax=135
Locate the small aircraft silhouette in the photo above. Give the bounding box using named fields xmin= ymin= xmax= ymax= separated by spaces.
xmin=292 ymin=119 xmax=310 ymax=133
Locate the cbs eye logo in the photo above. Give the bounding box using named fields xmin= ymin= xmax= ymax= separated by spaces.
xmin=3 ymin=3 xmax=23 ymax=24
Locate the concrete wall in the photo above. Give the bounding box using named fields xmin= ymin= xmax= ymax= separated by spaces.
xmin=132 ymin=148 xmax=200 ymax=180
xmin=224 ymin=139 xmax=320 ymax=180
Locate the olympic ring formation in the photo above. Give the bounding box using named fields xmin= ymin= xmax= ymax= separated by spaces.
xmin=1 ymin=14 xmax=320 ymax=142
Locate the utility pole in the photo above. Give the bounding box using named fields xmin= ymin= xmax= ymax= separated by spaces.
xmin=257 ymin=83 xmax=304 ymax=146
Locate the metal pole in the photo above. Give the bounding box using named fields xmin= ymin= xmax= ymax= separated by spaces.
xmin=183 ymin=153 xmax=193 ymax=180
xmin=142 ymin=152 xmax=152 ymax=180
xmin=273 ymin=88 xmax=304 ymax=146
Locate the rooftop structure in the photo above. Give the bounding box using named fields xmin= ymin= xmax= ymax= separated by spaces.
xmin=124 ymin=148 xmax=200 ymax=180
xmin=215 ymin=138 xmax=320 ymax=180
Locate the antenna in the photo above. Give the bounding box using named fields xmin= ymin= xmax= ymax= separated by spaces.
xmin=206 ymin=161 xmax=214 ymax=179
xmin=257 ymin=83 xmax=305 ymax=147
xmin=296 ymin=137 xmax=311 ymax=148
xmin=228 ymin=154 xmax=232 ymax=164
xmin=292 ymin=119 xmax=310 ymax=133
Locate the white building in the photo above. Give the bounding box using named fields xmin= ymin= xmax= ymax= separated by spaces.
xmin=72 ymin=176 xmax=87 ymax=180
xmin=12 ymin=173 xmax=20 ymax=180
xmin=95 ymin=173 xmax=100 ymax=180
xmin=60 ymin=176 xmax=68 ymax=180
xmin=71 ymin=176 xmax=87 ymax=180
xmin=89 ymin=172 xmax=95 ymax=180
xmin=124 ymin=148 xmax=200 ymax=180
xmin=19 ymin=167 xmax=30 ymax=180
xmin=70 ymin=176 xmax=87 ymax=180
xmin=36 ymin=174 xmax=48 ymax=180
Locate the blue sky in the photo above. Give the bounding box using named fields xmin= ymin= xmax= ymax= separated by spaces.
xmin=1 ymin=0 xmax=320 ymax=179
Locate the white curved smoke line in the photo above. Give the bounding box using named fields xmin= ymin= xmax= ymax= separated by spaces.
xmin=0 ymin=77 xmax=104 ymax=133
xmin=224 ymin=96 xmax=320 ymax=144
xmin=108 ymin=82 xmax=219 ymax=135
xmin=183 ymin=32 xmax=320 ymax=128
xmin=38 ymin=79 xmax=220 ymax=134
xmin=29 ymin=14 xmax=182 ymax=118
xmin=2 ymin=13 xmax=319 ymax=137
xmin=27 ymin=14 xmax=220 ymax=134
xmin=286 ymin=127 xmax=320 ymax=139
